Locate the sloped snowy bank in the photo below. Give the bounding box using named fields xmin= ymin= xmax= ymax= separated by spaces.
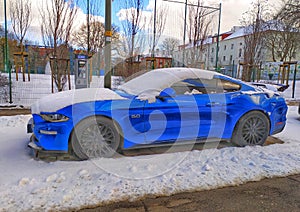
xmin=0 ymin=106 xmax=299 ymax=211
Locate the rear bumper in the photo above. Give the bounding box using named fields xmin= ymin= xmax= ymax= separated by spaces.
xmin=271 ymin=124 xmax=285 ymax=135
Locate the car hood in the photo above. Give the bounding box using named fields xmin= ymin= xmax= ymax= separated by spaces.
xmin=31 ymin=88 xmax=127 ymax=114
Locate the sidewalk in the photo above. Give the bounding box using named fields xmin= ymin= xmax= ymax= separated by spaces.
xmin=79 ymin=174 xmax=300 ymax=212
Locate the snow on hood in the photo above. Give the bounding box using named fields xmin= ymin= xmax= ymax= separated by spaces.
xmin=31 ymin=88 xmax=126 ymax=114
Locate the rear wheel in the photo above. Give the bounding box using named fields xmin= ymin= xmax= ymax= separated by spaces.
xmin=70 ymin=116 xmax=122 ymax=160
xmin=232 ymin=111 xmax=269 ymax=147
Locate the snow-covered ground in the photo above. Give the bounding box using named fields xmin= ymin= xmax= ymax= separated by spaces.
xmin=0 ymin=106 xmax=299 ymax=211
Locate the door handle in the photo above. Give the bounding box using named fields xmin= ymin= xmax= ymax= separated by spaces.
xmin=206 ymin=102 xmax=233 ymax=107
xmin=206 ymin=102 xmax=220 ymax=107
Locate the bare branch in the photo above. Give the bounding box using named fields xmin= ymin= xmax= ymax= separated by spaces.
xmin=10 ymin=0 xmax=32 ymax=46
xmin=39 ymin=0 xmax=78 ymax=91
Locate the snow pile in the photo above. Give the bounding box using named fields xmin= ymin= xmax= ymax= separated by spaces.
xmin=0 ymin=115 xmax=29 ymax=128
xmin=0 ymin=107 xmax=299 ymax=211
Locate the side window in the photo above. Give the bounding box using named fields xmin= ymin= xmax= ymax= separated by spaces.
xmin=171 ymin=81 xmax=196 ymax=95
xmin=171 ymin=79 xmax=241 ymax=95
xmin=171 ymin=79 xmax=213 ymax=95
xmin=171 ymin=78 xmax=241 ymax=95
xmin=218 ymin=79 xmax=241 ymax=92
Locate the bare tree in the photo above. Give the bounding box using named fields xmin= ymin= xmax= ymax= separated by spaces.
xmin=160 ymin=37 xmax=179 ymax=57
xmin=118 ymin=0 xmax=145 ymax=74
xmin=264 ymin=20 xmax=299 ymax=62
xmin=186 ymin=0 xmax=212 ymax=68
xmin=276 ymin=0 xmax=300 ymax=29
xmin=148 ymin=3 xmax=168 ymax=56
xmin=72 ymin=22 xmax=119 ymax=53
xmin=10 ymin=0 xmax=32 ymax=81
xmin=10 ymin=0 xmax=32 ymax=50
xmin=40 ymin=0 xmax=78 ymax=92
xmin=241 ymin=0 xmax=268 ymax=81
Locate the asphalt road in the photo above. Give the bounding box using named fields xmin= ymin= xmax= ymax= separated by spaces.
xmin=78 ymin=174 xmax=300 ymax=212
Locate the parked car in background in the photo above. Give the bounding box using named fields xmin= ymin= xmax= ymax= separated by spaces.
xmin=27 ymin=68 xmax=288 ymax=160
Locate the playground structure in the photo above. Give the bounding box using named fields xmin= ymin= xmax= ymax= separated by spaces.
xmin=277 ymin=61 xmax=298 ymax=85
xmin=237 ymin=61 xmax=299 ymax=84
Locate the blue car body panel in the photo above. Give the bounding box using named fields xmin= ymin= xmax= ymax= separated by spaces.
xmin=30 ymin=69 xmax=288 ymax=152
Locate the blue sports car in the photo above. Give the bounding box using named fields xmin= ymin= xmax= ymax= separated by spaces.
xmin=28 ymin=68 xmax=288 ymax=160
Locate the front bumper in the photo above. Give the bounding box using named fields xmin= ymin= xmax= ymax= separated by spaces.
xmin=28 ymin=134 xmax=75 ymax=160
xmin=27 ymin=116 xmax=70 ymax=152
xmin=27 ymin=118 xmax=33 ymax=133
xmin=28 ymin=135 xmax=42 ymax=151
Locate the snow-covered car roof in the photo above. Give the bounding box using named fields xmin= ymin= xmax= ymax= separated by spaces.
xmin=119 ymin=67 xmax=218 ymax=95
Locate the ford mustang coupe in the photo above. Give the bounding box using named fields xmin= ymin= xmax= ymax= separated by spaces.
xmin=28 ymin=68 xmax=288 ymax=160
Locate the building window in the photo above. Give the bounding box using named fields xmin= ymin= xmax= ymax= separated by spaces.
xmin=240 ymin=42 xmax=243 ymax=46
xmin=224 ymin=45 xmax=227 ymax=50
xmin=231 ymin=44 xmax=234 ymax=49
xmin=212 ymin=48 xmax=214 ymax=53
xmin=230 ymin=55 xmax=233 ymax=61
xmin=239 ymin=49 xmax=242 ymax=57
xmin=223 ymin=56 xmax=226 ymax=61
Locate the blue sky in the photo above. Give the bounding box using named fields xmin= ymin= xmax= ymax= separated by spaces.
xmin=76 ymin=0 xmax=152 ymax=28
xmin=0 ymin=0 xmax=282 ymax=45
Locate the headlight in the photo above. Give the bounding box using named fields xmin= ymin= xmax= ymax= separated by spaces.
xmin=40 ymin=113 xmax=69 ymax=122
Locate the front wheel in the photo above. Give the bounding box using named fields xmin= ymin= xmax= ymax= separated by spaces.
xmin=70 ymin=116 xmax=122 ymax=160
xmin=231 ymin=111 xmax=270 ymax=147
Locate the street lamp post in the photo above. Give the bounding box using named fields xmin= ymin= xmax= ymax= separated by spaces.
xmin=4 ymin=0 xmax=12 ymax=103
xmin=182 ymin=0 xmax=188 ymax=67
xmin=104 ymin=0 xmax=112 ymax=89
xmin=151 ymin=0 xmax=157 ymax=69
xmin=87 ymin=0 xmax=90 ymax=55
xmin=215 ymin=3 xmax=222 ymax=71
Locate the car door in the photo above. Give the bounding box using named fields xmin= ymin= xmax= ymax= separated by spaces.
xmin=142 ymin=79 xmax=213 ymax=143
xmin=143 ymin=94 xmax=182 ymax=144
xmin=143 ymin=78 xmax=235 ymax=144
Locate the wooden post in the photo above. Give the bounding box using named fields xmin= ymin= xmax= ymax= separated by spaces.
xmin=277 ymin=65 xmax=280 ymax=84
xmin=14 ymin=55 xmax=19 ymax=81
xmin=286 ymin=63 xmax=290 ymax=86
xmin=27 ymin=53 xmax=30 ymax=81
xmin=68 ymin=60 xmax=71 ymax=90
xmin=89 ymin=58 xmax=93 ymax=83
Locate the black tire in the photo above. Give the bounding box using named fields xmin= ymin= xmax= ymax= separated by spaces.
xmin=70 ymin=116 xmax=122 ymax=160
xmin=231 ymin=111 xmax=270 ymax=147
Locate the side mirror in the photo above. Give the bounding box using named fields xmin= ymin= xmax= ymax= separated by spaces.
xmin=158 ymin=88 xmax=176 ymax=99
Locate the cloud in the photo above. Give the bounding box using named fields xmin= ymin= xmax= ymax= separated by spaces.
xmin=1 ymin=0 xmax=281 ymax=45
xmin=0 ymin=0 xmax=104 ymax=45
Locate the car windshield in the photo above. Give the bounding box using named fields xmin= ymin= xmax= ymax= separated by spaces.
xmin=118 ymin=67 xmax=216 ymax=95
